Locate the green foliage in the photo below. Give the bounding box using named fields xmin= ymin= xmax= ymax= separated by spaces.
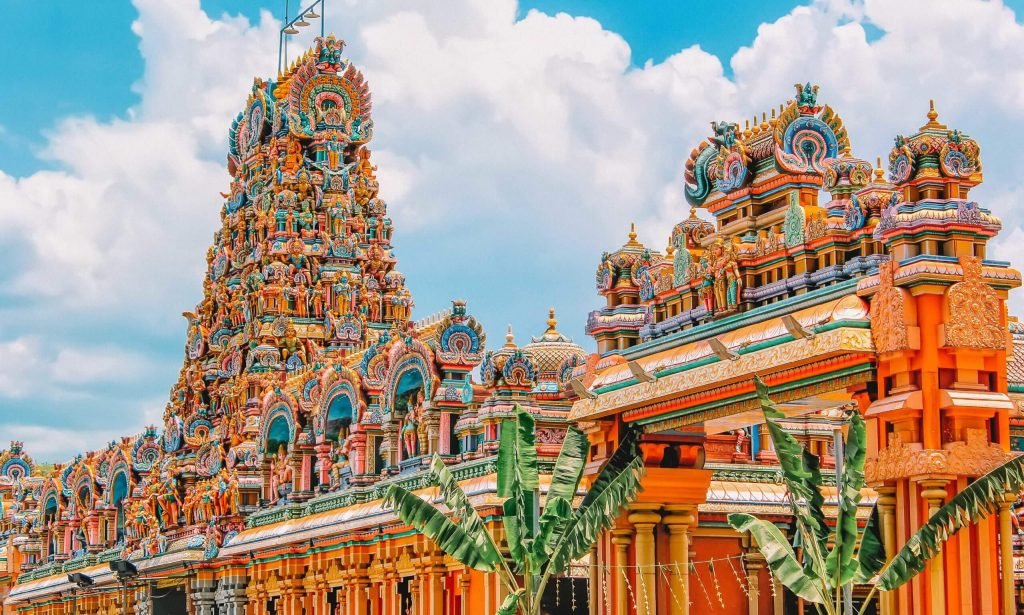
xmin=386 ymin=404 xmax=645 ymax=615
xmin=729 ymin=513 xmax=829 ymax=604
xmin=733 ymin=376 xmax=1020 ymax=615
xmin=383 ymin=480 xmax=502 ymax=572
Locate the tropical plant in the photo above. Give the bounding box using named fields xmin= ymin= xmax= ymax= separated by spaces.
xmin=385 ymin=405 xmax=645 ymax=615
xmin=730 ymin=376 xmax=1024 ymax=615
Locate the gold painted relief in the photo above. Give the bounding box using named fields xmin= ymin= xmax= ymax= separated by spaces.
xmin=870 ymin=260 xmax=910 ymax=354
xmin=866 ymin=430 xmax=1009 ymax=483
xmin=945 ymin=255 xmax=1004 ymax=349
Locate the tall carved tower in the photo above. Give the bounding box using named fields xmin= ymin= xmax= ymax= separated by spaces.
xmin=859 ymin=102 xmax=1021 ymax=615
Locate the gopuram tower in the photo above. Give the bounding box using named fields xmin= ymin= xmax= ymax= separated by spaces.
xmin=859 ymin=102 xmax=1019 ymax=615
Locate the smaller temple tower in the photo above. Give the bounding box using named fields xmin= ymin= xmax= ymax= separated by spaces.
xmin=858 ymin=102 xmax=1021 ymax=615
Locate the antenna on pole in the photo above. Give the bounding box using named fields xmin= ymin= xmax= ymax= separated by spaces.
xmin=278 ymin=0 xmax=328 ymax=75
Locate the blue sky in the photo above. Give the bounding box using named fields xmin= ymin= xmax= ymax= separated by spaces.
xmin=2 ymin=0 xmax=1024 ymax=460
xmin=0 ymin=0 xmax=792 ymax=176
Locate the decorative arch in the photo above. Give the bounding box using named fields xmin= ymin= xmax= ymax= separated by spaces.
xmin=317 ymin=380 xmax=360 ymax=442
xmin=383 ymin=354 xmax=432 ymax=416
xmin=259 ymin=403 xmax=296 ymax=457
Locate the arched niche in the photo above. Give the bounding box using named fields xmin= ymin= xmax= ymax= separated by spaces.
xmin=393 ymin=368 xmax=425 ymax=417
xmin=265 ymin=414 xmax=292 ymax=457
xmin=111 ymin=472 xmax=129 ymax=542
xmin=42 ymin=496 xmax=59 ymax=559
xmin=325 ymin=394 xmax=354 ymax=443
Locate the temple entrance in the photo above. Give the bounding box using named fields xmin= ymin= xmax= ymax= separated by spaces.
xmin=540 ymin=576 xmax=589 ymax=614
xmin=152 ymin=585 xmax=186 ymax=615
xmin=397 ymin=577 xmax=413 ymax=613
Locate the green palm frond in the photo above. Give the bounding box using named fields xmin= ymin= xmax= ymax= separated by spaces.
xmin=876 ymin=453 xmax=1024 ymax=591
xmin=729 ymin=513 xmax=829 ymax=604
xmin=384 ymin=484 xmax=503 ymax=572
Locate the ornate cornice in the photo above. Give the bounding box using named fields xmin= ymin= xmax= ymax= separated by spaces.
xmin=866 ymin=430 xmax=1011 ymax=483
xmin=570 ymin=326 xmax=873 ymax=422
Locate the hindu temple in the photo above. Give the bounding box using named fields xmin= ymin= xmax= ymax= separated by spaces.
xmin=2 ymin=31 xmax=1024 ymax=615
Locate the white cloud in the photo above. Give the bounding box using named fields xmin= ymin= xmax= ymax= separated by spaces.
xmin=2 ymin=0 xmax=1024 ymax=459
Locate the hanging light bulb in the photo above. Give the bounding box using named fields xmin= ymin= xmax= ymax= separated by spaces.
xmin=295 ymin=16 xmax=310 ymax=27
xmin=283 ymin=25 xmax=299 ymax=34
xmin=305 ymin=8 xmax=319 ymax=18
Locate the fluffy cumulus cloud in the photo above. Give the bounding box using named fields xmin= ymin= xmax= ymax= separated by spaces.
xmin=1 ymin=0 xmax=1023 ymax=459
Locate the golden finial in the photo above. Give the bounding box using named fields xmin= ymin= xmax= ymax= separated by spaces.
xmin=769 ymin=108 xmax=777 ymax=128
xmin=751 ymin=116 xmax=760 ymax=135
xmin=874 ymin=156 xmax=884 ymax=181
xmin=546 ymin=308 xmax=558 ymax=334
xmin=742 ymin=119 xmax=751 ymax=139
xmin=689 ymin=207 xmax=698 ymax=219
xmin=505 ymin=324 xmax=515 ymax=347
xmin=628 ymin=222 xmax=638 ymax=243
xmin=921 ymin=99 xmax=946 ymax=130
xmin=841 ymin=142 xmax=851 ymax=155
xmin=760 ymin=112 xmax=769 ymax=130
xmin=665 ymin=241 xmax=675 ymax=257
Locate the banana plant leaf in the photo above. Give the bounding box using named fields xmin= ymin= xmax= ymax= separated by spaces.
xmin=754 ymin=377 xmax=829 ymax=545
xmin=754 ymin=376 xmax=829 ymax=578
xmin=825 ymin=410 xmax=866 ymax=587
xmin=729 ymin=513 xmax=829 ymax=604
xmin=496 ymin=588 xmax=525 ymax=615
xmin=498 ymin=408 xmax=538 ymax=571
xmin=384 ymin=484 xmax=503 ymax=572
xmin=514 ymin=407 xmax=539 ymax=491
xmin=577 ymin=426 xmax=640 ymax=514
xmin=876 ymin=453 xmax=1024 ymax=591
xmin=531 ymin=496 xmax=572 ymax=570
xmin=497 ymin=417 xmax=518 ymax=498
xmin=854 ymin=506 xmax=885 ymax=584
xmin=536 ymin=427 xmax=590 ymax=564
xmin=429 ymin=454 xmax=501 ymax=556
xmin=547 ymin=454 xmax=645 ymax=575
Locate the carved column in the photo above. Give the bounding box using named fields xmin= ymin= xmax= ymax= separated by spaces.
xmin=743 ymin=549 xmax=765 ymax=615
xmin=425 ymin=566 xmax=444 ymax=615
xmin=611 ymin=528 xmax=632 ymax=615
xmin=628 ymin=505 xmax=661 ymax=615
xmin=875 ymin=485 xmax=898 ymax=615
xmin=352 ymin=572 xmax=370 ymax=615
xmin=315 ymin=443 xmax=333 ymax=487
xmin=408 ymin=577 xmax=420 ymax=615
xmin=919 ymin=479 xmax=949 ymax=615
xmin=662 ymin=505 xmax=695 ymax=615
xmin=1000 ymin=492 xmax=1015 ymax=615
xmin=459 ymin=573 xmax=470 ymax=615
xmin=589 ymin=546 xmax=599 ymax=615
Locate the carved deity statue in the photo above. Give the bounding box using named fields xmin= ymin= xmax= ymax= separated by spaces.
xmin=271 ymin=445 xmax=294 ymax=504
xmin=698 ymin=238 xmax=742 ymax=316
xmin=401 ymin=390 xmax=424 ymax=459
